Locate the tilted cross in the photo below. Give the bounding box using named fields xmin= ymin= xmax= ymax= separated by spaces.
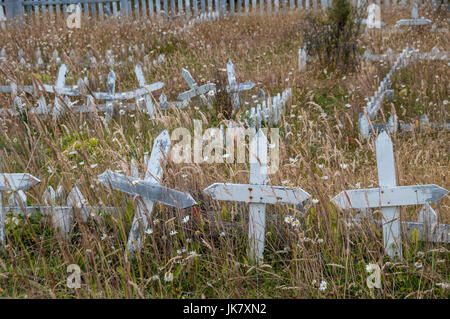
xmin=134 ymin=64 xmax=157 ymax=118
xmin=204 ymin=129 xmax=311 ymax=263
xmin=331 ymin=131 xmax=448 ymax=260
xmin=177 ymin=68 xmax=216 ymax=108
xmin=0 ymin=171 xmax=41 ymax=247
xmin=128 ymin=130 xmax=170 ymax=258
xmin=97 ymin=132 xmax=196 ymax=257
xmin=226 ymin=60 xmax=255 ymax=110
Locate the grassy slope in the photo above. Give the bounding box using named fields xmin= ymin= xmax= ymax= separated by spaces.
xmin=0 ymin=7 xmax=448 ymax=298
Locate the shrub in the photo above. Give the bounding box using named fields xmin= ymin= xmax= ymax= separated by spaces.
xmin=303 ymin=0 xmax=364 ymax=72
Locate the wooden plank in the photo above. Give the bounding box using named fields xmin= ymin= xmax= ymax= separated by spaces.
xmin=331 ymin=184 xmax=448 ymax=209
xmin=67 ymin=186 xmax=90 ymax=222
xmin=43 ymin=186 xmax=73 ymax=239
xmin=52 ymin=64 xmax=68 ymax=120
xmin=248 ymin=129 xmax=268 ymax=263
xmin=98 ymin=170 xmax=197 ymax=209
xmin=376 ymin=131 xmax=402 ymax=260
xmin=127 ymin=130 xmax=171 ymax=257
xmin=105 ymin=70 xmax=116 ymax=123
xmin=204 ymin=183 xmax=310 ymax=204
xmin=405 ymin=222 xmax=449 ymax=243
xmin=0 ymin=173 xmax=41 ymax=191
xmin=134 ymin=64 xmax=155 ymax=117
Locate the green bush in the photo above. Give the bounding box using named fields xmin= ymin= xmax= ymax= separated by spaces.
xmin=303 ymin=0 xmax=364 ymax=72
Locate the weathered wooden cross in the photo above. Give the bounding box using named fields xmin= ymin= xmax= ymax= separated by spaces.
xmin=97 ymin=131 xmax=197 ymax=258
xmin=395 ymin=3 xmax=432 ymax=27
xmin=0 ymin=168 xmax=41 ymax=247
xmin=177 ymin=68 xmax=216 ymax=108
xmin=127 ymin=130 xmax=170 ymax=258
xmin=331 ymin=131 xmax=448 ymax=260
xmin=204 ymin=129 xmax=311 ymax=263
xmin=134 ymin=64 xmax=156 ymax=118
xmin=226 ymin=60 xmax=255 ymax=110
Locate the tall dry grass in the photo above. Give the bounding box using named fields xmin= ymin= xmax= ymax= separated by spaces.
xmin=0 ymin=5 xmax=448 ymax=298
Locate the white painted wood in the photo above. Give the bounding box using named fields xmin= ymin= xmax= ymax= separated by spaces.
xmin=227 ymin=60 xmax=239 ymax=109
xmin=8 ymin=190 xmax=26 ymax=219
xmin=248 ymin=129 xmax=268 ymax=264
xmin=98 ymin=170 xmax=196 ymax=208
xmin=43 ymin=186 xmax=73 ymax=239
xmin=178 ymin=68 xmax=215 ymax=107
xmin=204 ymin=183 xmax=311 ymax=204
xmin=0 ymin=173 xmax=41 ymax=191
xmin=226 ymin=60 xmax=255 ymax=110
xmin=67 ymin=185 xmax=90 ymax=222
xmin=52 ymin=64 xmax=68 ymax=121
xmin=105 ymin=70 xmax=116 ymax=123
xmin=127 ymin=130 xmax=171 ymax=258
xmin=203 ymin=129 xmax=311 ymax=263
xmin=298 ymin=46 xmax=307 ymax=71
xmin=134 ymin=64 xmax=155 ymax=117
xmin=376 ymin=131 xmax=402 ymax=260
xmin=331 ymin=184 xmax=448 ymax=209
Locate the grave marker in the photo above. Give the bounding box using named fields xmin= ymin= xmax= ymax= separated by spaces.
xmin=226 ymin=60 xmax=255 ymax=109
xmin=331 ymin=131 xmax=449 ymax=260
xmin=134 ymin=64 xmax=155 ymax=117
xmin=204 ymin=129 xmax=311 ymax=263
xmin=0 ymin=171 xmax=40 ymax=247
xmin=126 ymin=130 xmax=171 ymax=258
xmin=177 ymin=68 xmax=216 ymax=108
xmin=395 ymin=3 xmax=432 ymax=27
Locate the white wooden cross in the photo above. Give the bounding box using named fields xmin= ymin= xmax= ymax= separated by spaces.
xmin=204 ymin=129 xmax=311 ymax=263
xmin=98 ymin=132 xmax=196 ymax=256
xmin=0 ymin=170 xmax=41 ymax=247
xmin=134 ymin=64 xmax=156 ymax=118
xmin=395 ymin=3 xmax=432 ymax=27
xmin=126 ymin=130 xmax=171 ymax=258
xmin=331 ymin=131 xmax=448 ymax=260
xmin=177 ymin=68 xmax=216 ymax=108
xmin=226 ymin=60 xmax=255 ymax=110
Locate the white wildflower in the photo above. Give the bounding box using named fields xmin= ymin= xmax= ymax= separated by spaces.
xmin=319 ymin=280 xmax=327 ymax=291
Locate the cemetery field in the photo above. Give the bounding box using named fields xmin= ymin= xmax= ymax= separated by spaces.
xmin=0 ymin=6 xmax=449 ymax=299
